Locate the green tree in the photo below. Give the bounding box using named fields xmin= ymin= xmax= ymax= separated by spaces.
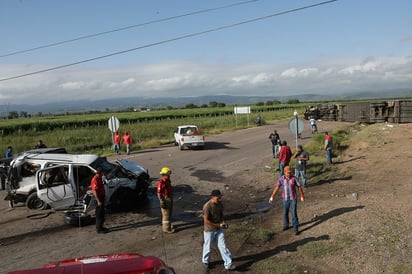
xmin=287 ymin=99 xmax=300 ymax=104
xmin=8 ymin=111 xmax=19 ymax=119
xmin=209 ymin=101 xmax=218 ymax=107
xmin=217 ymin=102 xmax=226 ymax=107
xmin=256 ymin=102 xmax=264 ymax=106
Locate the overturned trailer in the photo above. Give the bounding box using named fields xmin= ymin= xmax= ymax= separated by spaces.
xmin=304 ymin=100 xmax=412 ymax=124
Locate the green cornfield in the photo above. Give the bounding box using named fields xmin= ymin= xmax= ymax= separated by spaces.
xmin=0 ymin=104 xmax=304 ymax=157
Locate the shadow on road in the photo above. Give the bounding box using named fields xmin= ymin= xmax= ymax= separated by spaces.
xmin=300 ymin=205 xmax=365 ymax=233
xmin=190 ymin=168 xmax=226 ymax=183
xmin=204 ymin=141 xmax=238 ymax=150
xmin=333 ymin=155 xmax=366 ymax=165
xmin=228 ymin=235 xmax=330 ymax=272
xmin=221 ymin=206 xmax=364 ymax=271
xmin=311 ymin=175 xmax=352 ymax=187
xmin=0 ymin=221 xmax=72 ymax=247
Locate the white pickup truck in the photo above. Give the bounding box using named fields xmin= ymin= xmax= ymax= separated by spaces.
xmin=174 ymin=125 xmax=205 ymax=150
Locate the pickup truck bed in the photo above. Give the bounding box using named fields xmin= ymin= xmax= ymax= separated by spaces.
xmin=174 ymin=125 xmax=205 ymax=150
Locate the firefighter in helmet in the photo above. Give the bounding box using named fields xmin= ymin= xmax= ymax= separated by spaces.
xmin=157 ymin=167 xmax=175 ymax=233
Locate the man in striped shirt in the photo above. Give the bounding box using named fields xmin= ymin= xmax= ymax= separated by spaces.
xmin=269 ymin=166 xmax=305 ymax=235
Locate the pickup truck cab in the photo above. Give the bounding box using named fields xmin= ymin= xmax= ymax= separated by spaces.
xmin=174 ymin=125 xmax=205 ymax=150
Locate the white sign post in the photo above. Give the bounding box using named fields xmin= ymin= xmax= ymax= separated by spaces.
xmin=108 ymin=116 xmax=120 ymax=146
xmin=234 ymin=106 xmax=251 ymax=127
xmin=288 ymin=110 xmax=304 ymax=149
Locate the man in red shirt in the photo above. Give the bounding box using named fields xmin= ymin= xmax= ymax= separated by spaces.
xmin=91 ymin=167 xmax=108 ymax=233
xmin=324 ymin=132 xmax=333 ymax=164
xmin=279 ymin=140 xmax=292 ymax=177
xmin=157 ymin=167 xmax=174 ymax=233
xmin=122 ymin=132 xmax=132 ymax=155
xmin=113 ymin=131 xmax=121 ymax=155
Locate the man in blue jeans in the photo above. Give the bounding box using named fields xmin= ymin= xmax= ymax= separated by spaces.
xmin=269 ymin=166 xmax=305 ymax=235
xmin=293 ymin=145 xmax=310 ymax=187
xmin=324 ymin=131 xmax=333 ymax=164
xmin=279 ymin=140 xmax=292 ymax=177
xmin=202 ymin=190 xmax=236 ymax=271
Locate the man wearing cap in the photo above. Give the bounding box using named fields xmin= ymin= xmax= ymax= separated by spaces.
xmin=157 ymin=167 xmax=174 ymax=233
xmin=269 ymin=166 xmax=305 ymax=235
xmin=293 ymin=145 xmax=310 ymax=187
xmin=202 ymin=190 xmax=236 ymax=271
xmin=91 ymin=167 xmax=109 ymax=233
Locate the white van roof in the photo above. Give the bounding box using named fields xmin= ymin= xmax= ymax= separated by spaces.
xmin=14 ymin=153 xmax=100 ymax=165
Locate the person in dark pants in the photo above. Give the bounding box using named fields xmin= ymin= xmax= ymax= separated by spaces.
xmin=91 ymin=167 xmax=109 ymax=233
xmin=268 ymin=129 xmax=281 ymax=158
xmin=293 ymin=145 xmax=310 ymax=187
xmin=324 ymin=132 xmax=333 ymax=164
xmin=157 ymin=167 xmax=174 ymax=233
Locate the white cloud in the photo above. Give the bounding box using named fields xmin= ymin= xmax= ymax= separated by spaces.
xmin=0 ymin=55 xmax=411 ymax=105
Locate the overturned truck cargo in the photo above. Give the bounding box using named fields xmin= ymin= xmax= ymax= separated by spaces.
xmin=304 ymin=100 xmax=412 ymax=124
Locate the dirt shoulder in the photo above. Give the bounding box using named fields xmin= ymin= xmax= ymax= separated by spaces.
xmin=219 ymin=122 xmax=412 ymax=273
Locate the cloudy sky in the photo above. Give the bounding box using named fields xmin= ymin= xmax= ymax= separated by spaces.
xmin=1 ymin=0 xmax=411 ymax=105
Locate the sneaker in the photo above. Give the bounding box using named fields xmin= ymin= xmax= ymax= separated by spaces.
xmin=282 ymin=226 xmax=289 ymax=231
xmin=294 ymin=228 xmax=299 ymax=235
xmin=226 ymin=264 xmax=236 ymax=271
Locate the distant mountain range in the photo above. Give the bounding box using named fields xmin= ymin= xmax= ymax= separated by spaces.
xmin=1 ymin=88 xmax=411 ymax=116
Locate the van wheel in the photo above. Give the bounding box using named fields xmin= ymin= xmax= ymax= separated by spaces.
xmin=64 ymin=211 xmax=92 ymax=227
xmin=26 ymin=192 xmax=48 ymax=210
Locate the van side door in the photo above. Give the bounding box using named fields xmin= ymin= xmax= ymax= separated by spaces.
xmin=36 ymin=165 xmax=75 ymax=210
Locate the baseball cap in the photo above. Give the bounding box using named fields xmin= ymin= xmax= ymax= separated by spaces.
xmin=211 ymin=189 xmax=222 ymax=197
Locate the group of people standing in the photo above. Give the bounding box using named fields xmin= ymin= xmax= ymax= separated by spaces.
xmin=267 ymin=126 xmax=333 ymax=236
xmin=90 ymin=123 xmax=333 ymax=271
xmin=113 ymin=131 xmax=133 ymax=155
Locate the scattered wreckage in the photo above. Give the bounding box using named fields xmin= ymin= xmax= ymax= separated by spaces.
xmin=303 ymin=100 xmax=412 ymax=123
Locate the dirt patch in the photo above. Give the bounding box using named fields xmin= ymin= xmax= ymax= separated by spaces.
xmin=218 ymin=122 xmax=412 ymax=273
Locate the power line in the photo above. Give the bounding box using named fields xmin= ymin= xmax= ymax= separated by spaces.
xmin=0 ymin=0 xmax=338 ymax=82
xmin=0 ymin=0 xmax=259 ymax=58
